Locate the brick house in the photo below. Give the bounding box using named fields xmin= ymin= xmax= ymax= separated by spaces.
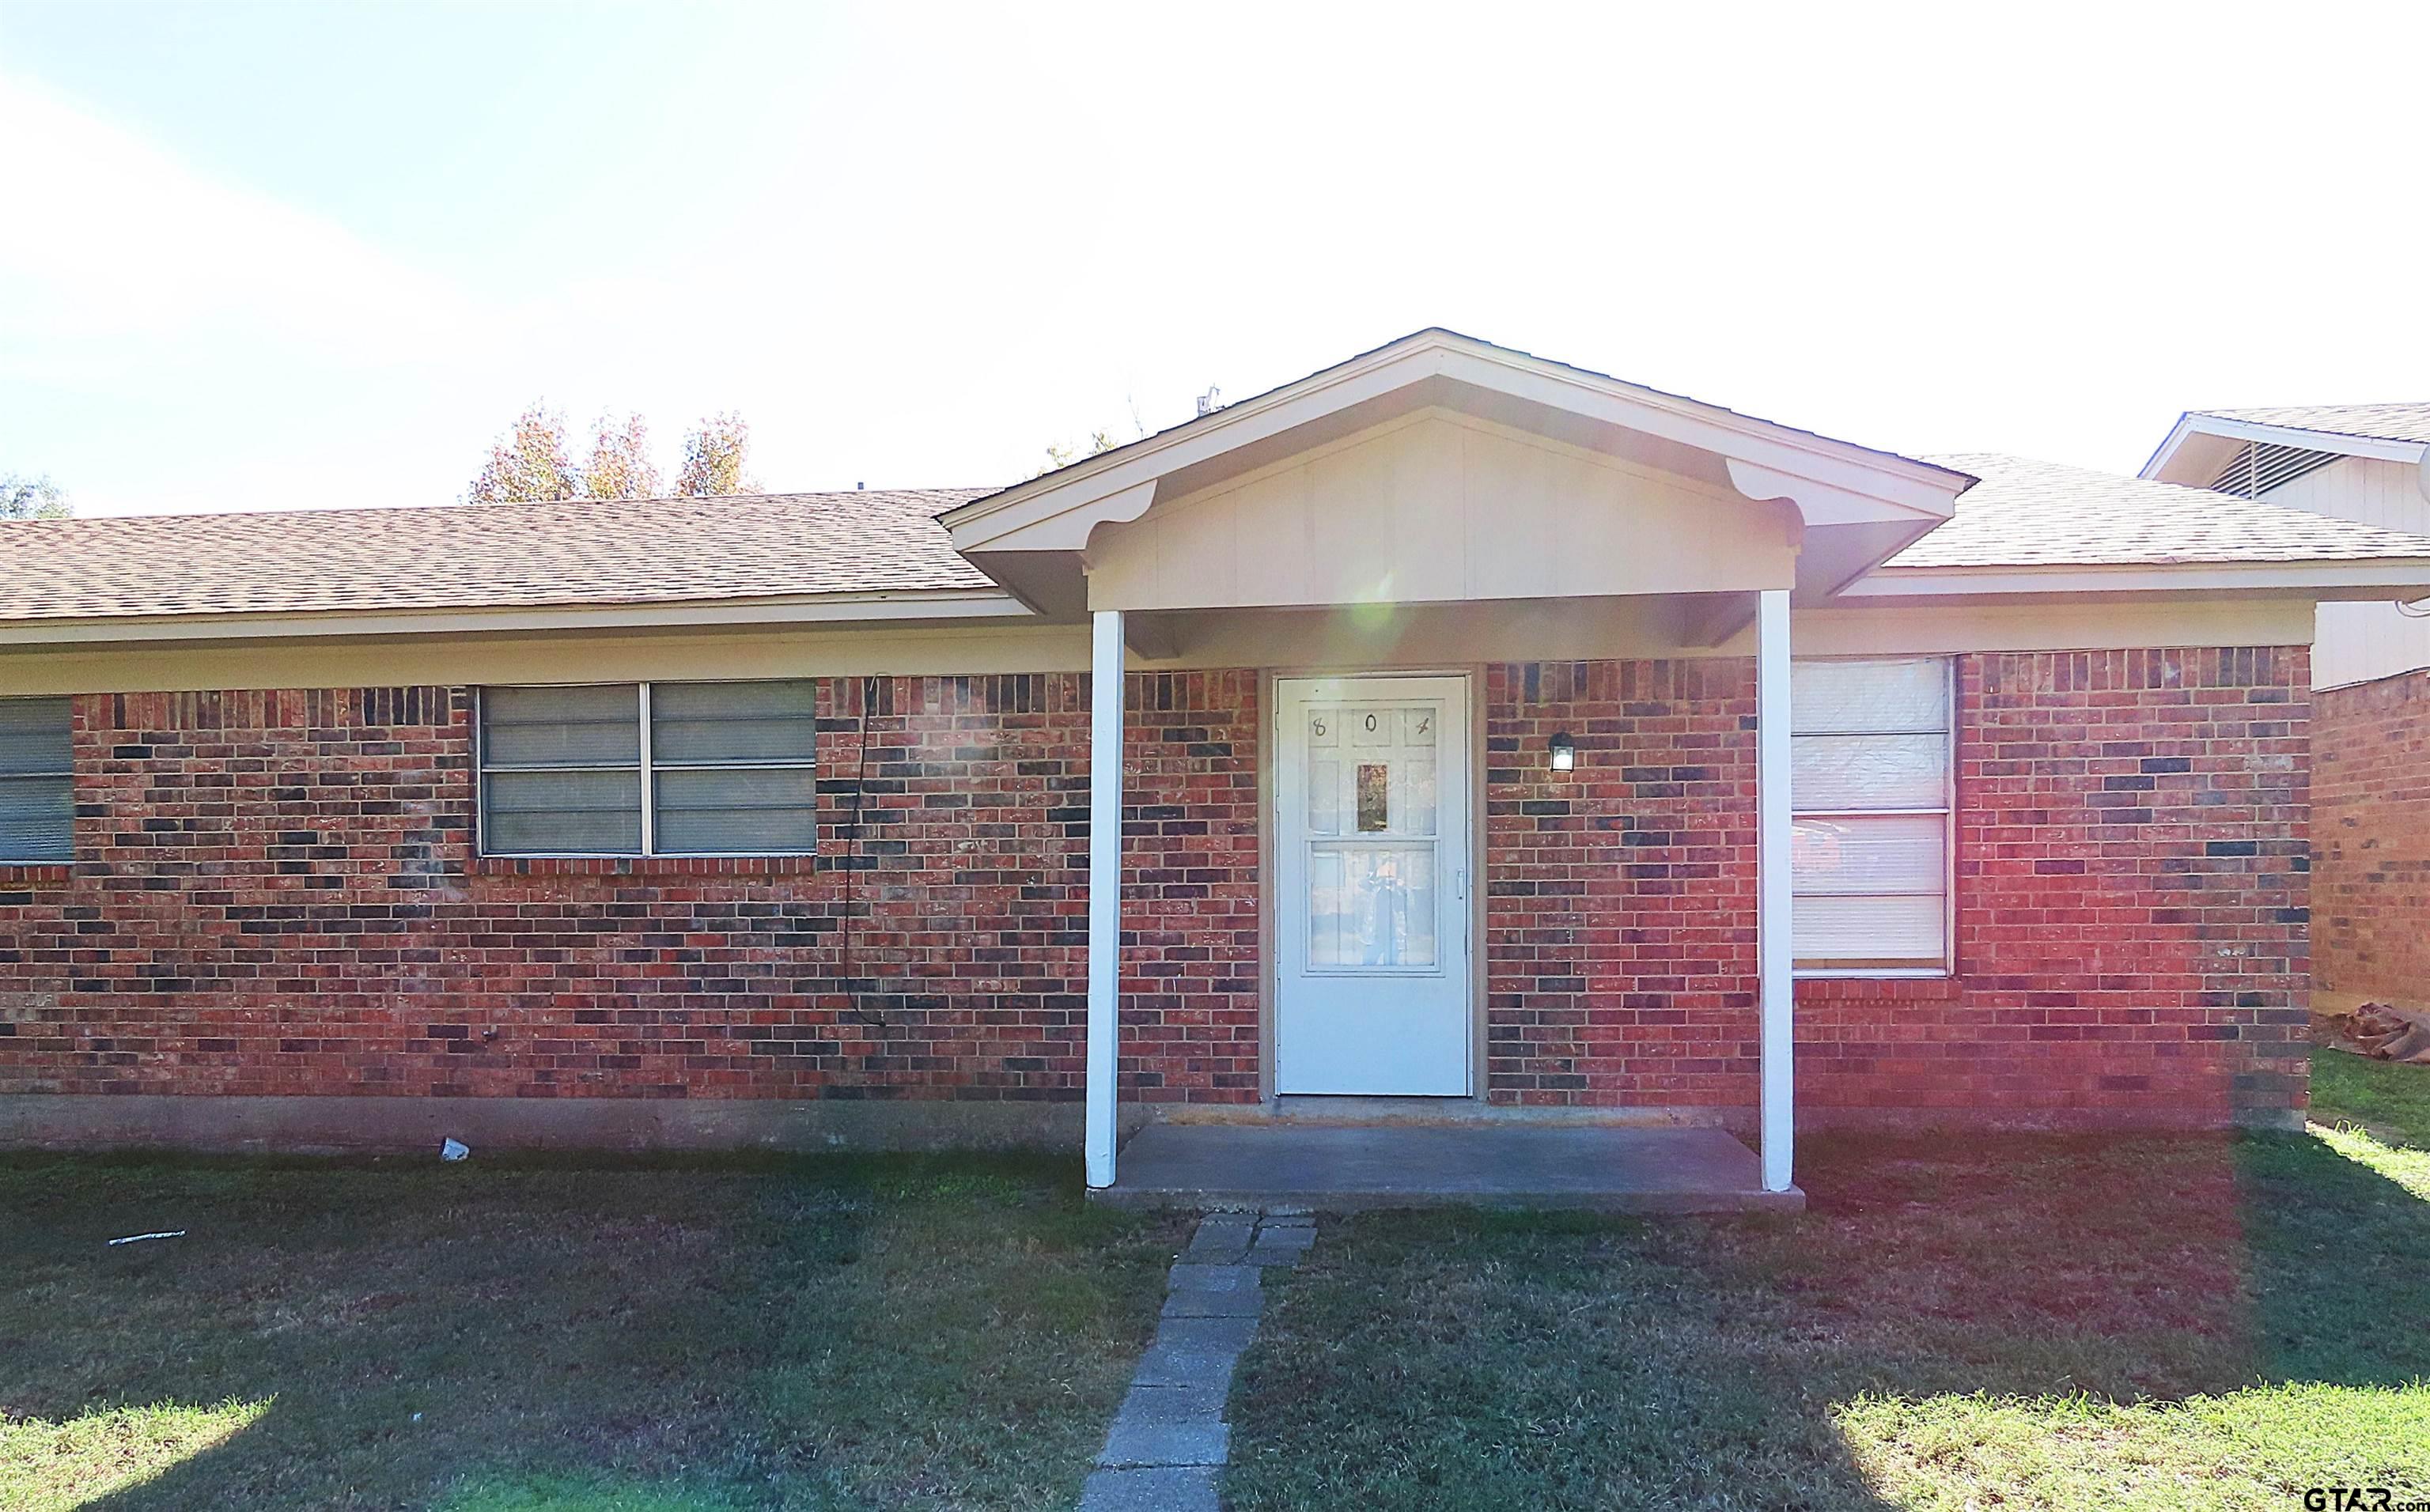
xmin=6 ymin=331 xmax=2430 ymax=1199
xmin=2144 ymin=406 xmax=2430 ymax=1030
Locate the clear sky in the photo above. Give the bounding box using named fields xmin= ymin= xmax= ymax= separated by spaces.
xmin=4 ymin=1 xmax=2428 ymax=518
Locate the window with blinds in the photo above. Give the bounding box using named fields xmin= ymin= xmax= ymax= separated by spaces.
xmin=1789 ymin=658 xmax=1953 ymax=973
xmin=478 ymin=682 xmax=818 ymax=856
xmin=0 ymin=697 xmax=73 ymax=863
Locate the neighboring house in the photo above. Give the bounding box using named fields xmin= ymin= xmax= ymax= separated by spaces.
xmin=2147 ymin=406 xmax=2430 ymax=1022
xmin=6 ymin=330 xmax=2430 ymax=1197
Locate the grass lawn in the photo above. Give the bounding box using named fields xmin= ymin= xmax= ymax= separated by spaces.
xmin=1229 ymin=1107 xmax=2430 ymax=1510
xmin=2311 ymin=1040 xmax=2430 ymax=1150
xmin=15 ymin=1052 xmax=2430 ymax=1512
xmin=0 ymin=1151 xmax=1184 ymax=1511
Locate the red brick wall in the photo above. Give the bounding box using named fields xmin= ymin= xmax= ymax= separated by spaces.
xmin=1484 ymin=660 xmax=1760 ymax=1106
xmin=2314 ymin=667 xmax=2430 ymax=1011
xmin=0 ymin=675 xmax=1259 ymax=1106
xmin=1116 ymin=674 xmax=1262 ymax=1101
xmin=1800 ymin=648 xmax=2311 ymax=1126
xmin=0 ymin=648 xmax=2312 ymax=1128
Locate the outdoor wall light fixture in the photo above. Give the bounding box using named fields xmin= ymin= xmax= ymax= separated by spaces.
xmin=1548 ymin=731 xmax=1576 ymax=772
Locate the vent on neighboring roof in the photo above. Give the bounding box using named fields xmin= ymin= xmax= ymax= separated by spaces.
xmin=2209 ymin=441 xmax=2339 ymax=498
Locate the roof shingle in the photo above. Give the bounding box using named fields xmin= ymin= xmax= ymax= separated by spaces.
xmin=6 ymin=453 xmax=2426 ymax=628
xmin=1887 ymin=453 xmax=2430 ymax=570
xmin=0 ymin=489 xmax=994 ymax=623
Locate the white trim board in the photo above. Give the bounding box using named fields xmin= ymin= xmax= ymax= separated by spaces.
xmin=2144 ymin=414 xmax=2430 ymax=478
xmin=0 ymin=588 xmax=1032 ymax=648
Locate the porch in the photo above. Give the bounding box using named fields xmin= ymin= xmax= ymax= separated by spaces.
xmin=938 ymin=331 xmax=1979 ymax=1204
xmin=1096 ymin=1121 xmax=1803 ymax=1213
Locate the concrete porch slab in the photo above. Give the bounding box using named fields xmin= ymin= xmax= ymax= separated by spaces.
xmin=1094 ymin=1123 xmax=1803 ymax=1213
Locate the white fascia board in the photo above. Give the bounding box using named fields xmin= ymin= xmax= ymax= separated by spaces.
xmin=1845 ymin=560 xmax=2430 ymax=599
xmin=1441 ymin=347 xmax=1966 ymax=515
xmin=2138 ymin=414 xmax=2207 ymax=481
xmin=946 ymin=331 xmax=1971 ymax=552
xmin=0 ymin=588 xmax=1031 ymax=648
xmin=2142 ymin=414 xmax=2430 ymax=478
xmin=947 ymin=349 xmax=1459 ymax=550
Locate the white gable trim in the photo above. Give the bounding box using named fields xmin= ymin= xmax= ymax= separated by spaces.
xmin=945 ymin=330 xmax=1972 ymax=558
xmin=2144 ymin=413 xmax=2430 ymax=480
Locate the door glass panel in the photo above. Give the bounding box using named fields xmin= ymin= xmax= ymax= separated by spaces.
xmin=1308 ymin=758 xmax=1342 ymax=834
xmin=1307 ymin=705 xmax=1437 ymax=838
xmin=1308 ymin=845 xmax=1438 ymax=969
xmin=1356 ymin=764 xmax=1389 ymax=831
xmin=1399 ymin=757 xmax=1437 ymax=837
xmin=1304 ymin=699 xmax=1444 ymax=970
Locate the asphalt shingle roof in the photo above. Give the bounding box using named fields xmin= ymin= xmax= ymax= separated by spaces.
xmin=6 ymin=454 xmax=2427 ymax=627
xmin=2193 ymin=403 xmax=2430 ymax=446
xmin=0 ymin=489 xmax=994 ymax=623
xmin=1887 ymin=453 xmax=2430 ymax=570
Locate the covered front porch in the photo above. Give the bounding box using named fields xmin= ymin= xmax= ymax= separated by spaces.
xmin=941 ymin=331 xmax=1977 ymax=1207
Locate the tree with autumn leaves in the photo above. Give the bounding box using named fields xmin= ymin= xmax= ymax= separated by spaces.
xmin=466 ymin=405 xmax=758 ymax=504
xmin=0 ymin=473 xmax=70 ymax=520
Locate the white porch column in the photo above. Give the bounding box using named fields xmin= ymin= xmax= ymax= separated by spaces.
xmin=1085 ymin=609 xmax=1125 ymax=1189
xmin=1756 ymin=588 xmax=1795 ymax=1193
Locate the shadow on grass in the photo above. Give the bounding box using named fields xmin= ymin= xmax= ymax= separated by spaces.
xmin=1226 ymin=1128 xmax=2430 ymax=1510
xmin=0 ymin=1151 xmax=1181 ymax=1511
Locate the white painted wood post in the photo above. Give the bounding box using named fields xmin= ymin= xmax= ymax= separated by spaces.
xmin=1756 ymin=588 xmax=1795 ymax=1193
xmin=1085 ymin=609 xmax=1126 ymax=1189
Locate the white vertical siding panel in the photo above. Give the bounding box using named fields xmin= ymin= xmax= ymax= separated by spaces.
xmin=2260 ymin=455 xmax=2430 ymax=689
xmin=2264 ymin=456 xmax=2430 ymax=535
xmin=2317 ymin=600 xmax=2430 ymax=689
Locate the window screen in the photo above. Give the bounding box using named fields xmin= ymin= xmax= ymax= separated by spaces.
xmin=1789 ymin=658 xmax=1951 ymax=972
xmin=478 ymin=681 xmax=818 ymax=856
xmin=649 ymin=681 xmax=818 ymax=853
xmin=0 ymin=697 xmax=71 ymax=863
xmin=480 ymin=684 xmax=644 ymax=855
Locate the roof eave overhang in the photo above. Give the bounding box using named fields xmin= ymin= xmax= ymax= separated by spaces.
xmin=2144 ymin=413 xmax=2430 ymax=484
xmin=944 ymin=332 xmax=1974 ymax=592
xmin=0 ymin=587 xmax=1031 ymax=650
xmin=1841 ymin=558 xmax=2430 ymax=603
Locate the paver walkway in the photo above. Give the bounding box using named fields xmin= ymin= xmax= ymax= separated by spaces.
xmin=1077 ymin=1210 xmax=1315 ymax=1511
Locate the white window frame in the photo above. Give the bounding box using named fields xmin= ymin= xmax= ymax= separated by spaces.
xmin=1788 ymin=656 xmax=1955 ymax=979
xmin=0 ymin=695 xmax=73 ymax=864
xmin=475 ymin=681 xmax=820 ymax=860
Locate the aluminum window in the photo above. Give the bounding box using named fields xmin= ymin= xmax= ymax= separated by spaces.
xmin=1789 ymin=657 xmax=1953 ymax=974
xmin=477 ymin=681 xmax=818 ymax=856
xmin=0 ymin=696 xmax=73 ymax=863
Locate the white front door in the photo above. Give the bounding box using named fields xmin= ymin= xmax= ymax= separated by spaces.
xmin=1274 ymin=675 xmax=1472 ymax=1095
